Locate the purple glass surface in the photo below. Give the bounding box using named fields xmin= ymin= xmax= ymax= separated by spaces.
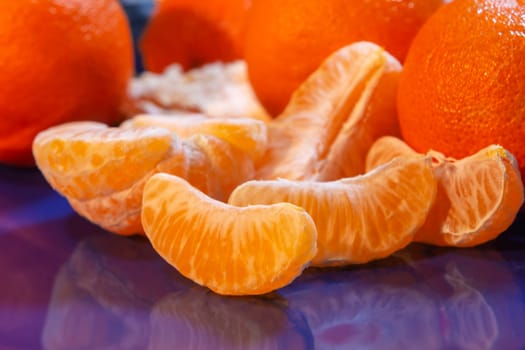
xmin=1 ymin=164 xmax=525 ymax=349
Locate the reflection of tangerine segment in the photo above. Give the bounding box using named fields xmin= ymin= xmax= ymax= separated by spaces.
xmin=256 ymin=42 xmax=401 ymax=181
xmin=33 ymin=122 xmax=254 ymax=235
xmin=122 ymin=114 xmax=268 ymax=161
xmin=142 ymin=174 xmax=317 ymax=295
xmin=366 ymin=137 xmax=524 ymax=246
xmin=394 ymin=246 xmax=524 ymax=349
xmin=230 ymin=156 xmax=436 ymax=266
xmin=285 ymin=267 xmax=443 ymax=349
xmin=42 ymin=236 xmax=188 ymax=350
xmin=43 ymin=265 xmax=132 ymax=350
xmin=442 ymin=265 xmax=499 ymax=349
xmin=149 ymin=288 xmax=310 ymax=349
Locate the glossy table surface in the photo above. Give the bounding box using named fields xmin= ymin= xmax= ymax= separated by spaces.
xmin=1 ymin=165 xmax=525 ymax=350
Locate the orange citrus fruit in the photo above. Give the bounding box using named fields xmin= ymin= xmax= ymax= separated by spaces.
xmin=229 ymin=156 xmax=436 ymax=266
xmin=33 ymin=121 xmax=255 ymax=235
xmin=366 ymin=136 xmax=524 ymax=247
xmin=0 ymin=0 xmax=133 ymax=166
xmin=140 ymin=0 xmax=251 ymax=73
xmin=244 ymin=0 xmax=445 ymax=115
xmin=397 ymin=0 xmax=525 ymax=185
xmin=124 ymin=61 xmax=270 ymax=121
xmin=141 ymin=173 xmax=317 ymax=295
xmin=122 ymin=114 xmax=268 ymax=161
xmin=256 ymin=42 xmax=401 ymax=181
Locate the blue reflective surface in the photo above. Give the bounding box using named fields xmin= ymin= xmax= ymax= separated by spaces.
xmin=1 ymin=165 xmax=525 ymax=349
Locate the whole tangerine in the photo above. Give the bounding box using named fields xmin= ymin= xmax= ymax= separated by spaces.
xmin=397 ymin=0 xmax=525 ymax=184
xmin=0 ymin=0 xmax=134 ymax=166
xmin=140 ymin=0 xmax=251 ymax=73
xmin=244 ymin=0 xmax=445 ymax=116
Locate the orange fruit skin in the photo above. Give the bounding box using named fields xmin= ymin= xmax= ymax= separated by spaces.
xmin=244 ymin=0 xmax=445 ymax=116
xmin=397 ymin=0 xmax=525 ymax=185
xmin=140 ymin=0 xmax=250 ymax=73
xmin=0 ymin=0 xmax=133 ymax=166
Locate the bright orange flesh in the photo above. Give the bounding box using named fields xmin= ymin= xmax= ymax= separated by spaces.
xmin=33 ymin=122 xmax=254 ymax=235
xmin=33 ymin=122 xmax=173 ymax=201
xmin=256 ymin=42 xmax=401 ymax=181
xmin=366 ymin=137 xmax=524 ymax=246
xmin=141 ymin=174 xmax=318 ymax=295
xmin=365 ymin=136 xmax=416 ymax=173
xmin=122 ymin=114 xmax=268 ymax=161
xmin=230 ymin=156 xmax=436 ymax=266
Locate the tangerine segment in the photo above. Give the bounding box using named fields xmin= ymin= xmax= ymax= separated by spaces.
xmin=33 ymin=122 xmax=173 ymax=201
xmin=68 ymin=135 xmax=254 ymax=235
xmin=366 ymin=137 xmax=524 ymax=247
xmin=142 ymin=174 xmax=318 ymax=295
xmin=33 ymin=122 xmax=255 ymax=235
xmin=122 ymin=114 xmax=268 ymax=161
xmin=365 ymin=136 xmax=417 ymax=172
xmin=420 ymin=145 xmax=524 ymax=247
xmin=230 ymin=156 xmax=436 ymax=266
xmin=256 ymin=41 xmax=401 ymax=181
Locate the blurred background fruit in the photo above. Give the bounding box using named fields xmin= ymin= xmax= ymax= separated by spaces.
xmin=140 ymin=0 xmax=251 ymax=73
xmin=0 ymin=0 xmax=134 ymax=166
xmin=397 ymin=0 xmax=525 ymax=185
xmin=123 ymin=61 xmax=271 ymax=121
xmin=244 ymin=0 xmax=446 ymax=116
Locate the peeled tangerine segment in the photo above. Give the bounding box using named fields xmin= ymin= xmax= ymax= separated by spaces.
xmin=33 ymin=121 xmax=173 ymax=201
xmin=366 ymin=137 xmax=524 ymax=247
xmin=122 ymin=113 xmax=268 ymax=161
xmin=141 ymin=173 xmax=318 ymax=295
xmin=256 ymin=41 xmax=401 ymax=181
xmin=33 ymin=121 xmax=254 ymax=235
xmin=229 ymin=156 xmax=437 ymax=266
